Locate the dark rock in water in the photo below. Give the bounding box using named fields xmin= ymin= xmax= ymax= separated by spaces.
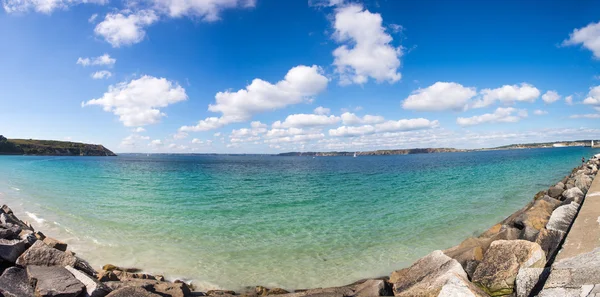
xmin=43 ymin=237 xmax=67 ymax=251
xmin=106 ymin=287 xmax=161 ymax=297
xmin=547 ymin=186 xmax=563 ymax=199
xmin=353 ymin=279 xmax=390 ymax=296
xmin=390 ymin=250 xmax=468 ymax=296
xmin=65 ymin=265 xmax=111 ymax=297
xmin=0 ymin=239 xmax=28 ymax=263
xmin=152 ymin=281 xmax=191 ymax=297
xmin=206 ymin=289 xmax=237 ymax=295
xmin=267 ymin=287 xmax=290 ymax=295
xmin=0 ymin=224 xmax=21 ymax=240
xmin=0 ymin=266 xmax=35 ymax=297
xmin=102 ymin=264 xmax=141 ymax=273
xmin=98 ymin=271 xmax=120 ymax=282
xmin=535 ymin=228 xmax=565 ymax=260
xmin=34 ymin=231 xmax=46 ymax=241
xmin=0 ymin=213 xmax=31 ymax=231
xmin=472 ymin=240 xmax=545 ymax=296
xmin=27 ymin=265 xmax=85 ymax=297
xmin=0 ymin=205 xmax=13 ymax=214
xmin=16 ymin=240 xmax=96 ymax=277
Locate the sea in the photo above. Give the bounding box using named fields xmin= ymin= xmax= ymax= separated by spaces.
xmin=0 ymin=147 xmax=598 ymax=291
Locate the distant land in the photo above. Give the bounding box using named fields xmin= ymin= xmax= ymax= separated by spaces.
xmin=0 ymin=135 xmax=116 ymax=156
xmin=278 ymin=140 xmax=599 ymax=157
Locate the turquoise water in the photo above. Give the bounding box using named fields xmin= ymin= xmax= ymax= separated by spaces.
xmin=0 ymin=147 xmax=598 ymax=290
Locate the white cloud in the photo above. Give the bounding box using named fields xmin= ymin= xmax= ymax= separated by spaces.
xmin=340 ymin=112 xmax=384 ymax=125
xmin=230 ymin=121 xmax=267 ymax=139
xmin=95 ymin=10 xmax=159 ymax=47
xmin=149 ymin=139 xmax=163 ymax=146
xmin=329 ymin=118 xmax=438 ymax=137
xmin=563 ymin=21 xmax=600 ymax=58
xmin=533 ymin=109 xmax=548 ymax=115
xmin=541 ymin=90 xmax=561 ymax=104
xmin=332 ymin=4 xmax=402 ymax=85
xmin=83 ymin=75 xmax=187 ymax=127
xmin=565 ymin=95 xmax=573 ymax=105
xmin=91 ymin=70 xmax=112 ymax=79
xmin=457 ymin=107 xmax=528 ymax=126
xmin=151 ymin=0 xmax=255 ymax=20
xmin=173 ymin=131 xmax=188 ymax=139
xmin=472 ymin=83 xmax=540 ymax=108
xmin=213 ymin=132 xmax=221 ymax=137
xmin=133 ymin=127 xmax=146 ymax=133
xmin=308 ymin=0 xmax=344 ymax=7
xmin=121 ymin=133 xmax=150 ymax=146
xmin=569 ymin=114 xmax=600 ymax=119
xmin=180 ymin=65 xmax=328 ymax=132
xmin=89 ymin=13 xmax=98 ymax=23
xmin=77 ymin=54 xmax=116 ymax=67
xmin=583 ymin=86 xmax=600 ymax=105
xmin=272 ymin=114 xmax=340 ymax=128
xmin=2 ymin=0 xmax=106 ymax=13
xmin=314 ymin=106 xmax=331 ymax=115
xmin=402 ymin=82 xmax=477 ymax=111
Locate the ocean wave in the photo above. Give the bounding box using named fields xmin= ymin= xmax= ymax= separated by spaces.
xmin=25 ymin=212 xmax=45 ymax=224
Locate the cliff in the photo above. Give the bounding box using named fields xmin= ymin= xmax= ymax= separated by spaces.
xmin=0 ymin=135 xmax=116 ymax=156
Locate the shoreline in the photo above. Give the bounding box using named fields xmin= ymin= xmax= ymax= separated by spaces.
xmin=0 ymin=154 xmax=598 ymax=296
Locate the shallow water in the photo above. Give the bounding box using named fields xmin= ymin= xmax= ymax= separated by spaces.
xmin=0 ymin=147 xmax=598 ymax=290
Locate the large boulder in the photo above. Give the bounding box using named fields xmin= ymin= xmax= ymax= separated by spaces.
xmin=535 ymin=228 xmax=565 ymax=260
xmin=0 ymin=266 xmax=35 ymax=297
xmin=16 ymin=241 xmax=96 ymax=277
xmin=43 ymin=237 xmax=68 ymax=252
xmin=0 ymin=238 xmax=28 ymax=263
xmin=546 ymin=202 xmax=579 ymax=233
xmin=390 ymin=250 xmax=468 ymax=296
xmin=547 ymin=186 xmax=564 ymax=199
xmin=0 ymin=223 xmax=22 ymax=240
xmin=514 ymin=197 xmax=561 ymax=241
xmin=106 ymin=287 xmax=162 ymax=297
xmin=65 ymin=265 xmax=111 ymax=297
xmin=436 ymin=273 xmax=489 ymax=297
xmin=515 ymin=267 xmax=549 ymax=297
xmin=0 ymin=213 xmax=32 ymax=231
xmin=472 ymin=240 xmax=546 ymax=296
xmin=575 ymin=174 xmax=593 ymax=194
xmin=353 ymin=279 xmax=390 ymax=297
xmin=27 ymin=265 xmax=85 ymax=297
xmin=562 ymin=187 xmax=584 ymax=204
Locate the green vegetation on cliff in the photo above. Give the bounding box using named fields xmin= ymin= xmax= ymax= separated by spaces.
xmin=0 ymin=135 xmax=116 ymax=156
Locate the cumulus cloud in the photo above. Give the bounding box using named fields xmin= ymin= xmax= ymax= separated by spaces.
xmin=457 ymin=107 xmax=528 ymax=126
xmin=329 ymin=118 xmax=438 ymax=137
xmin=340 ymin=112 xmax=384 ymax=125
xmin=2 ymin=0 xmax=106 ymax=13
xmin=91 ymin=70 xmax=112 ymax=79
xmin=180 ymin=65 xmax=328 ymax=132
xmin=151 ymin=0 xmax=255 ymax=20
xmin=565 ymin=95 xmax=574 ymax=105
xmin=402 ymin=82 xmax=477 ymax=111
xmin=149 ymin=139 xmax=163 ymax=146
xmin=472 ymin=83 xmax=540 ymax=108
xmin=77 ymin=54 xmax=116 ymax=67
xmin=133 ymin=127 xmax=146 ymax=133
xmin=89 ymin=13 xmax=98 ymax=23
xmin=541 ymin=90 xmax=561 ymax=104
xmin=533 ymin=110 xmax=548 ymax=115
xmin=569 ymin=114 xmax=600 ymax=119
xmin=332 ymin=4 xmax=402 ymax=85
xmin=563 ymin=21 xmax=600 ymax=58
xmin=272 ymin=114 xmax=340 ymax=128
xmin=94 ymin=10 xmax=159 ymax=47
xmin=121 ymin=133 xmax=150 ymax=146
xmin=82 ymin=75 xmax=187 ymax=127
xmin=583 ymin=86 xmax=600 ymax=105
xmin=314 ymin=106 xmax=331 ymax=115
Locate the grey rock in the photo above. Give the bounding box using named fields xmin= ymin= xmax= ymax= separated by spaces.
xmin=0 ymin=224 xmax=21 ymax=240
xmin=562 ymin=187 xmax=584 ymax=203
xmin=105 ymin=287 xmax=161 ymax=297
xmin=555 ymin=182 xmax=565 ymax=190
xmin=65 ymin=265 xmax=111 ymax=297
xmin=1 ymin=205 xmax=13 ymax=214
xmin=548 ymin=186 xmax=564 ymax=199
xmin=390 ymin=250 xmax=468 ymax=296
xmin=0 ymin=213 xmax=31 ymax=231
xmin=472 ymin=240 xmax=546 ymax=296
xmin=575 ymin=174 xmax=593 ymax=194
xmin=546 ymin=202 xmax=579 ymax=233
xmin=544 ymin=247 xmax=600 ymax=289
xmin=437 ymin=273 xmax=489 ymax=297
xmin=515 ymin=267 xmax=549 ymax=297
xmin=16 ymin=240 xmax=77 ymax=267
xmin=27 ymin=265 xmax=84 ymax=297
xmin=43 ymin=237 xmax=67 ymax=251
xmin=0 ymin=238 xmax=28 ymax=263
xmin=538 ymin=287 xmax=582 ymax=297
xmin=353 ymin=279 xmax=390 ymax=297
xmin=0 ymin=266 xmax=35 ymax=297
xmin=535 ymin=228 xmax=565 ymax=260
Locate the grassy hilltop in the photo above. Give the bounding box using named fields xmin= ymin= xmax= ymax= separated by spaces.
xmin=0 ymin=135 xmax=116 ymax=156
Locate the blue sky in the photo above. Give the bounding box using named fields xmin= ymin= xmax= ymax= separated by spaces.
xmin=1 ymin=0 xmax=600 ymax=153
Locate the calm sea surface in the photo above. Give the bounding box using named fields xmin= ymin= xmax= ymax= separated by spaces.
xmin=0 ymin=147 xmax=598 ymax=290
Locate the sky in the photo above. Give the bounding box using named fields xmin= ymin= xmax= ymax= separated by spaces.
xmin=1 ymin=0 xmax=600 ymax=153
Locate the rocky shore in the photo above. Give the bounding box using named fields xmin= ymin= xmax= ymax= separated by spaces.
xmin=0 ymin=155 xmax=598 ymax=297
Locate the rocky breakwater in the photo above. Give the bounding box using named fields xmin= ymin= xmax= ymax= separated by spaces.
xmin=0 ymin=156 xmax=597 ymax=297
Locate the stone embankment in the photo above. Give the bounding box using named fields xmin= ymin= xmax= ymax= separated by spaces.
xmin=0 ymin=155 xmax=598 ymax=297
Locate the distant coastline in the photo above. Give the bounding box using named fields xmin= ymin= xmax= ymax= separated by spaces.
xmin=0 ymin=135 xmax=116 ymax=156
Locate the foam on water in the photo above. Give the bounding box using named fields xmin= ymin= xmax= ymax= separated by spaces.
xmin=0 ymin=147 xmax=599 ymax=291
